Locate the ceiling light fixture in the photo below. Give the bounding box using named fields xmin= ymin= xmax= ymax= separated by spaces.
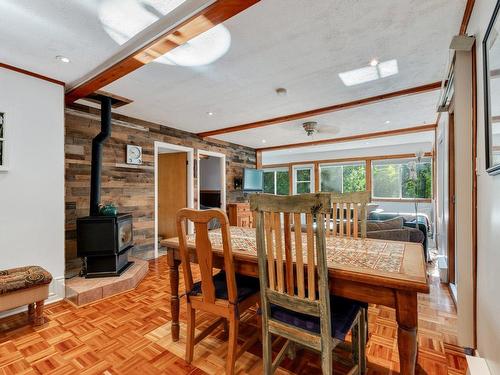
xmin=385 ymin=120 xmax=391 ymax=124
xmin=262 ymin=139 xmax=267 ymax=144
xmin=275 ymin=88 xmax=287 ymax=97
xmin=56 ymin=55 xmax=70 ymax=63
xmin=370 ymin=59 xmax=379 ymax=67
xmin=207 ymin=111 xmax=214 ymax=116
xmin=302 ymin=121 xmax=318 ymax=137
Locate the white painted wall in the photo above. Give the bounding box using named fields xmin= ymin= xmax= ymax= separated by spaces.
xmin=467 ymin=0 xmax=500 ymax=372
xmin=200 ymin=156 xmax=222 ymax=190
xmin=0 ymin=68 xmax=65 ymax=312
xmin=453 ymin=48 xmax=476 ymax=349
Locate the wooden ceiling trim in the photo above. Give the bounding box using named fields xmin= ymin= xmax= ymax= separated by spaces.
xmin=0 ymin=62 xmax=65 ymax=86
xmin=459 ymin=0 xmax=476 ymax=35
xmin=262 ymin=152 xmax=434 ymax=169
xmin=256 ymin=123 xmax=437 ymax=152
xmin=197 ymin=81 xmax=441 ymax=137
xmin=65 ymin=0 xmax=260 ymax=105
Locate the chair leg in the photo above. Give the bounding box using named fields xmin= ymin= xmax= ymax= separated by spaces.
xmin=262 ymin=321 xmax=273 ymax=374
xmin=185 ymin=304 xmax=195 ymax=363
xmin=287 ymin=341 xmax=297 ymax=361
xmin=28 ymin=303 xmax=35 ymax=322
xmin=222 ymin=319 xmax=229 ymax=340
xmin=226 ymin=317 xmax=239 ymax=375
xmin=321 ymin=347 xmax=333 ymax=375
xmin=359 ymin=308 xmax=367 ymax=374
xmin=33 ymin=300 xmax=45 ymax=326
xmin=352 ymin=315 xmax=360 ymax=368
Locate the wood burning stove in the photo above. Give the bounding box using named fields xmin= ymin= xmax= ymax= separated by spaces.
xmin=76 ymin=96 xmax=134 ymax=278
xmin=77 ymin=214 xmax=133 ymax=278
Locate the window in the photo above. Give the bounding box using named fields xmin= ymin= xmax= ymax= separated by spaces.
xmin=320 ymin=162 xmax=366 ymax=193
xmin=0 ymin=112 xmax=5 ymax=168
xmin=263 ymin=169 xmax=289 ymax=195
xmin=293 ymin=166 xmax=313 ymax=194
xmin=372 ymin=158 xmax=432 ymax=199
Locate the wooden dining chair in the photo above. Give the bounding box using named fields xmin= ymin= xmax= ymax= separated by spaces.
xmin=250 ymin=193 xmax=366 ymax=375
xmin=176 ymin=208 xmax=260 ymax=375
xmin=325 ymin=191 xmax=370 ymax=239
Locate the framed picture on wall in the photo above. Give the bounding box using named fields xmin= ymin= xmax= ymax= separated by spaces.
xmin=0 ymin=112 xmax=6 ymax=170
xmin=483 ymin=0 xmax=500 ymax=175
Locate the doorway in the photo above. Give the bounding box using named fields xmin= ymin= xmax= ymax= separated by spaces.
xmin=154 ymin=141 xmax=194 ymax=258
xmin=197 ymin=150 xmax=226 ymax=210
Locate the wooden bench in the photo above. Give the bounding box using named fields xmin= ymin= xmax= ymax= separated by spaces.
xmin=0 ymin=266 xmax=52 ymax=325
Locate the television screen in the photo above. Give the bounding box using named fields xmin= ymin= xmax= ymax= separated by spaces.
xmin=243 ymin=168 xmax=263 ymax=191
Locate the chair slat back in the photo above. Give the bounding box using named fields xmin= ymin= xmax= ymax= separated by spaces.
xmin=250 ymin=193 xmax=331 ymax=315
xmin=324 ymin=191 xmax=370 ymax=239
xmin=176 ymin=208 xmax=237 ymax=304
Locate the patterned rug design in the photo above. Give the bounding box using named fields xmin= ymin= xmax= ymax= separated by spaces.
xmin=185 ymin=227 xmax=405 ymax=273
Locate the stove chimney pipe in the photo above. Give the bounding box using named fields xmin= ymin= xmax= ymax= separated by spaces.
xmin=89 ymin=96 xmax=112 ymax=216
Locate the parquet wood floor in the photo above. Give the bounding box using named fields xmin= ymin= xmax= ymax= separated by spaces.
xmin=0 ymin=256 xmax=467 ymax=375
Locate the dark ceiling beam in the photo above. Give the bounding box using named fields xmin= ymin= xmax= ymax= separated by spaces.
xmin=460 ymin=0 xmax=476 ymax=35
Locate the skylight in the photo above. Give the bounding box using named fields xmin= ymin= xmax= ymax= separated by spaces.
xmin=99 ymin=0 xmax=231 ymax=67
xmin=338 ymin=59 xmax=399 ymax=86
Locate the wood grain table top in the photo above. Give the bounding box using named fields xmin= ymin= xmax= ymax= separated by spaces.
xmin=161 ymin=226 xmax=429 ymax=294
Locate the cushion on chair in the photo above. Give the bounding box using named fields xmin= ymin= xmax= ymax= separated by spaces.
xmin=270 ymin=296 xmax=366 ymax=341
xmin=189 ymin=271 xmax=260 ymax=303
xmin=0 ymin=266 xmax=53 ymax=295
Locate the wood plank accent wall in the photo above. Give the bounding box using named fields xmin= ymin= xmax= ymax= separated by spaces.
xmin=65 ymin=105 xmax=256 ymax=273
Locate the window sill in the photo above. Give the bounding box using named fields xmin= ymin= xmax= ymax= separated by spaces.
xmin=372 ymin=198 xmax=432 ymax=203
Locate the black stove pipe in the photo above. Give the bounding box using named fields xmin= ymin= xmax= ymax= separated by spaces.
xmin=89 ymin=96 xmax=112 ymax=216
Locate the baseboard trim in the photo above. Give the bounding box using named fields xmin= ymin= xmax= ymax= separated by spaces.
xmin=0 ymin=275 xmax=65 ymax=319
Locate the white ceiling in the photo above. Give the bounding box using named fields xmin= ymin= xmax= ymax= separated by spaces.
xmin=215 ymin=90 xmax=439 ymax=149
xmin=0 ymin=0 xmax=190 ymax=83
xmin=0 ymin=0 xmax=465 ymax=150
xmin=262 ymin=132 xmax=435 ymax=165
xmin=101 ymin=0 xmax=464 ymax=147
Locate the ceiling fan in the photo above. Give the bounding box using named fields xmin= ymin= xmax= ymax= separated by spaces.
xmin=302 ymin=121 xmax=339 ymax=137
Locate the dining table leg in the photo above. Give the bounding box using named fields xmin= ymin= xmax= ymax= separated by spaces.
xmin=167 ymin=248 xmax=181 ymax=342
xmin=395 ymin=290 xmax=418 ymax=374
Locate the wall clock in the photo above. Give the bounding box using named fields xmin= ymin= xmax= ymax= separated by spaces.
xmin=126 ymin=144 xmax=143 ymax=165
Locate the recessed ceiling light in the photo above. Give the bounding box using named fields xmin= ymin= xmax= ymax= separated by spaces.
xmin=56 ymin=55 xmax=70 ymax=63
xmin=385 ymin=120 xmax=391 ymax=124
xmin=369 ymin=59 xmax=379 ymax=67
xmin=275 ymin=88 xmax=287 ymax=97
xmin=262 ymin=139 xmax=267 ymax=144
xmin=207 ymin=111 xmax=214 ymax=116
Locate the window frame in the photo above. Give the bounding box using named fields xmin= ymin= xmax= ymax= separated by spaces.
xmin=292 ymin=165 xmax=314 ymax=195
xmin=262 ymin=167 xmax=290 ymax=195
xmin=371 ymin=157 xmax=433 ymax=201
xmin=319 ymin=161 xmax=366 ymax=194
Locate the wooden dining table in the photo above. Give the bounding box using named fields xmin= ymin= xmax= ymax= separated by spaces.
xmin=161 ymin=226 xmax=429 ymax=374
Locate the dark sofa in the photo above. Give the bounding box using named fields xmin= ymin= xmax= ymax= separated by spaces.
xmin=367 ymin=213 xmax=429 ymax=261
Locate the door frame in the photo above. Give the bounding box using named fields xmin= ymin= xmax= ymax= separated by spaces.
xmin=154 ymin=141 xmax=194 ymax=258
xmin=197 ymin=149 xmax=226 ymax=210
